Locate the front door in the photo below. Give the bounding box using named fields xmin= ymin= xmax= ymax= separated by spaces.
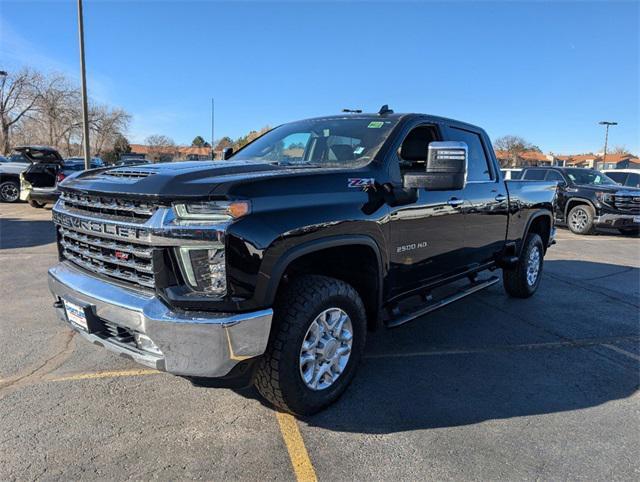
xmin=387 ymin=124 xmax=468 ymax=298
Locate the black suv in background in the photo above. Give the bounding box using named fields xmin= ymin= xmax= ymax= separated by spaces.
xmin=521 ymin=167 xmax=640 ymax=235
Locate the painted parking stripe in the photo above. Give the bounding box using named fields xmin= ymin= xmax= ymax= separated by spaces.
xmin=46 ymin=368 xmax=161 ymax=382
xmin=276 ymin=411 xmax=318 ymax=482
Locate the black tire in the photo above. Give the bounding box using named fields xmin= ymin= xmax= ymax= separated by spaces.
xmin=254 ymin=275 xmax=367 ymax=415
xmin=28 ymin=199 xmax=46 ymax=208
xmin=0 ymin=180 xmax=20 ymax=203
xmin=567 ymin=204 xmax=595 ymax=235
xmin=503 ymin=233 xmax=544 ymax=298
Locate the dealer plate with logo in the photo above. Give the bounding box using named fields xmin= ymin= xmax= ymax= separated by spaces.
xmin=63 ymin=300 xmax=88 ymax=330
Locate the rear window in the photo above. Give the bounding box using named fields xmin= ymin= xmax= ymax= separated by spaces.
xmin=625 ymin=173 xmax=640 ymax=188
xmin=523 ymin=169 xmax=547 ymax=180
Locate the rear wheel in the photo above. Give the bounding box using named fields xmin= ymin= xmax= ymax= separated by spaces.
xmin=0 ymin=180 xmax=20 ymax=203
xmin=254 ymin=275 xmax=367 ymax=415
xmin=567 ymin=204 xmax=595 ymax=235
xmin=28 ymin=199 xmax=46 ymax=208
xmin=503 ymin=233 xmax=544 ymax=298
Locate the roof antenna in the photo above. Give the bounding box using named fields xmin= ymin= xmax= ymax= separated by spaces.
xmin=378 ymin=104 xmax=393 ymax=115
xmin=342 ymin=108 xmax=362 ymax=114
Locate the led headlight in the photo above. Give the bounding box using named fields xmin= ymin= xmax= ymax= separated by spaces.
xmin=176 ymin=244 xmax=226 ymax=296
xmin=173 ymin=201 xmax=250 ymax=221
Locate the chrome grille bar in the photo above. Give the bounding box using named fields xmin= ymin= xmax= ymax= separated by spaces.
xmin=60 ymin=239 xmax=154 ymax=274
xmin=61 ymin=250 xmax=155 ymax=288
xmin=60 ymin=191 xmax=157 ymax=218
xmin=59 ymin=227 xmax=152 ymax=259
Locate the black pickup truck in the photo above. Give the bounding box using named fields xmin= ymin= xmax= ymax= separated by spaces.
xmin=48 ymin=109 xmax=557 ymax=414
xmin=521 ymin=167 xmax=640 ymax=235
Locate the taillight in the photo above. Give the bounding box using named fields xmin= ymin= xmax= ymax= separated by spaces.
xmin=56 ymin=172 xmax=66 ymax=183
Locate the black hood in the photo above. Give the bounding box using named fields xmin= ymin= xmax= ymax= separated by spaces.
xmin=58 ymin=160 xmax=330 ymax=200
xmin=573 ymin=184 xmax=640 ymax=194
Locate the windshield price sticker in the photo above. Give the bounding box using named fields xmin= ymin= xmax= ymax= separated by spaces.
xmin=367 ymin=121 xmax=384 ymax=128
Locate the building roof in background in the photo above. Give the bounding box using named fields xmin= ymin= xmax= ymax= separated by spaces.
xmin=130 ymin=144 xmax=211 ymax=156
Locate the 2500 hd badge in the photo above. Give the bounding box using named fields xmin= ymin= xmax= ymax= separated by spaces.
xmin=46 ymin=108 xmax=556 ymax=415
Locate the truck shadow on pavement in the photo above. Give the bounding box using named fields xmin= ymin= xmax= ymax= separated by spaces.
xmin=0 ymin=217 xmax=56 ymax=249
xmin=240 ymin=259 xmax=639 ymax=433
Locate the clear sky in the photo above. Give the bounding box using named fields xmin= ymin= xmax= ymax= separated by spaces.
xmin=1 ymin=1 xmax=638 ymax=154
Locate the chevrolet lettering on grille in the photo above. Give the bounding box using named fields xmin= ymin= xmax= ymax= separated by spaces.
xmin=53 ymin=212 xmax=143 ymax=240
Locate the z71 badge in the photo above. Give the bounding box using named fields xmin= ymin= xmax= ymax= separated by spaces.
xmin=347 ymin=178 xmax=375 ymax=188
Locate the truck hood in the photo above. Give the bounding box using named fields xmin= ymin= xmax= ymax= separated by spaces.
xmin=58 ymin=160 xmax=328 ymax=200
xmin=573 ymin=184 xmax=640 ymax=194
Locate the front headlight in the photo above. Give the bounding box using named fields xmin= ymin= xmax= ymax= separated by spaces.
xmin=176 ymin=244 xmax=226 ymax=296
xmin=173 ymin=200 xmax=250 ymax=222
xmin=595 ymin=192 xmax=614 ymax=205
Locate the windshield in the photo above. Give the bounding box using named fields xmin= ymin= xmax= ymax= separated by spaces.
xmin=565 ymin=168 xmax=617 ymax=186
xmin=232 ymin=117 xmax=399 ymax=168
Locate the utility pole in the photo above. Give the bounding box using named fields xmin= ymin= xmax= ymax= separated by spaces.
xmin=211 ymin=97 xmax=215 ymax=160
xmin=598 ymin=121 xmax=618 ymax=170
xmin=77 ymin=0 xmax=91 ymax=170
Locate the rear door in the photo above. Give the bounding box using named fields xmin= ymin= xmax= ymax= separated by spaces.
xmin=20 ymin=147 xmax=64 ymax=188
xmin=445 ymin=126 xmax=508 ymax=266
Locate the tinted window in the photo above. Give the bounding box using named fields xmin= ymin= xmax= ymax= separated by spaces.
xmin=606 ymin=172 xmax=627 ymax=185
xmin=565 ymin=168 xmax=617 ymax=186
xmin=448 ymin=127 xmax=491 ymax=181
xmin=523 ymin=169 xmax=547 ymax=180
xmin=545 ymin=170 xmax=565 ymax=181
xmin=625 ymin=173 xmax=640 ymax=188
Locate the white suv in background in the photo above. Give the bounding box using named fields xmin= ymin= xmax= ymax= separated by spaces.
xmin=603 ymin=169 xmax=640 ymax=188
xmin=0 ymin=152 xmax=31 ymax=202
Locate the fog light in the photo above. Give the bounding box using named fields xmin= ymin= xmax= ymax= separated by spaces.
xmin=134 ymin=333 xmax=162 ymax=356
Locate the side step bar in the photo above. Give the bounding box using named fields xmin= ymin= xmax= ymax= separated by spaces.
xmin=386 ymin=276 xmax=500 ymax=328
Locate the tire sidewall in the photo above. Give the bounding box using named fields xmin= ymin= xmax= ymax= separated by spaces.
xmin=568 ymin=205 xmax=594 ymax=234
xmin=521 ymin=233 xmax=544 ymax=295
xmin=0 ymin=181 xmax=20 ymax=203
xmin=276 ymin=286 xmax=366 ymax=414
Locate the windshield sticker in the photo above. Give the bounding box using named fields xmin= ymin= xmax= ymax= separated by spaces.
xmin=354 ymin=146 xmax=365 ymax=155
xmin=367 ymin=121 xmax=384 ymax=128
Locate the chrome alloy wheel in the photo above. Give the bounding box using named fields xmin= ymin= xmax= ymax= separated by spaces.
xmin=569 ymin=208 xmax=589 ymax=231
xmin=0 ymin=182 xmax=19 ymax=202
xmin=526 ymin=245 xmax=541 ymax=286
xmin=299 ymin=307 xmax=353 ymax=391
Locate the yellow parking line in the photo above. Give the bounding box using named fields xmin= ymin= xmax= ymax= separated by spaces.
xmin=275 ymin=411 xmax=318 ymax=482
xmin=46 ymin=368 xmax=161 ymax=382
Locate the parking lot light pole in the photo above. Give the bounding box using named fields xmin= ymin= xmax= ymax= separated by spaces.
xmin=598 ymin=121 xmax=618 ymax=170
xmin=77 ymin=0 xmax=91 ymax=170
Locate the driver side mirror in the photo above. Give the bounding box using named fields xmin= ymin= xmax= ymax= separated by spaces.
xmin=403 ymin=141 xmax=467 ymax=191
xmin=222 ymin=147 xmax=234 ymax=160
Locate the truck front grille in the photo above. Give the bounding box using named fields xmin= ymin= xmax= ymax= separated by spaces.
xmin=59 ymin=226 xmax=156 ymax=289
xmin=613 ymin=193 xmax=640 ymax=213
xmin=59 ymin=191 xmax=157 ymax=221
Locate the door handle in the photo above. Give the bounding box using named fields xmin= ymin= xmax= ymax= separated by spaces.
xmin=447 ymin=198 xmax=465 ymax=207
xmin=494 ymin=194 xmax=507 ymax=202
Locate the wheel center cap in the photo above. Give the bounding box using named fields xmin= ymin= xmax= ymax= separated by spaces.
xmin=324 ymin=339 xmax=339 ymax=359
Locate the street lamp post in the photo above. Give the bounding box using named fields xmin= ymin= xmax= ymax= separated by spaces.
xmin=77 ymin=0 xmax=91 ymax=170
xmin=598 ymin=121 xmax=618 ymax=170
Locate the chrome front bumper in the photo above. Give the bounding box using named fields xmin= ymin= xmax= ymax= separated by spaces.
xmin=48 ymin=262 xmax=273 ymax=377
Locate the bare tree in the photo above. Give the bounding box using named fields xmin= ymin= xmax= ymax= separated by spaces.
xmin=0 ymin=68 xmax=44 ymax=154
xmin=493 ymin=135 xmax=537 ymax=167
xmin=36 ymin=73 xmax=81 ymax=150
xmin=90 ymin=104 xmax=131 ymax=156
xmin=145 ymin=134 xmax=176 ymax=162
xmin=609 ymin=145 xmax=632 ymax=156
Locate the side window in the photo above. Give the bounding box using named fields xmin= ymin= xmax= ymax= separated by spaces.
xmin=398 ymin=125 xmax=439 ymax=175
xmin=523 ymin=169 xmax=547 ymax=181
xmin=626 ymin=173 xmax=640 ymax=188
xmin=606 ymin=171 xmax=626 ymax=185
xmin=447 ymin=127 xmax=491 ymax=181
xmin=545 ymin=170 xmax=565 ymax=182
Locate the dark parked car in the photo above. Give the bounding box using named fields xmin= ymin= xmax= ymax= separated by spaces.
xmin=48 ymin=109 xmax=557 ymax=414
xmin=521 ymin=166 xmax=640 ymax=235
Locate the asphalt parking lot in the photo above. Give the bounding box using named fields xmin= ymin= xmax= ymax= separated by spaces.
xmin=1 ymin=202 xmax=638 ymax=481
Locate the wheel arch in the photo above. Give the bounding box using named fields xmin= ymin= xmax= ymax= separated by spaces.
xmin=264 ymin=235 xmax=384 ymax=330
xmin=564 ymin=197 xmax=596 ymax=220
xmin=520 ymin=211 xmax=553 ymax=255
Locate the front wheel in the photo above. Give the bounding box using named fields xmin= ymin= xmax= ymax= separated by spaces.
xmin=254 ymin=275 xmax=367 ymax=415
xmin=567 ymin=204 xmax=595 ymax=235
xmin=0 ymin=180 xmax=20 ymax=203
xmin=503 ymin=233 xmax=545 ymax=298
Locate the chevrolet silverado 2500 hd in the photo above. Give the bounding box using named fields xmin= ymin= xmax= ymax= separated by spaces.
xmin=48 ymin=109 xmax=557 ymax=415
